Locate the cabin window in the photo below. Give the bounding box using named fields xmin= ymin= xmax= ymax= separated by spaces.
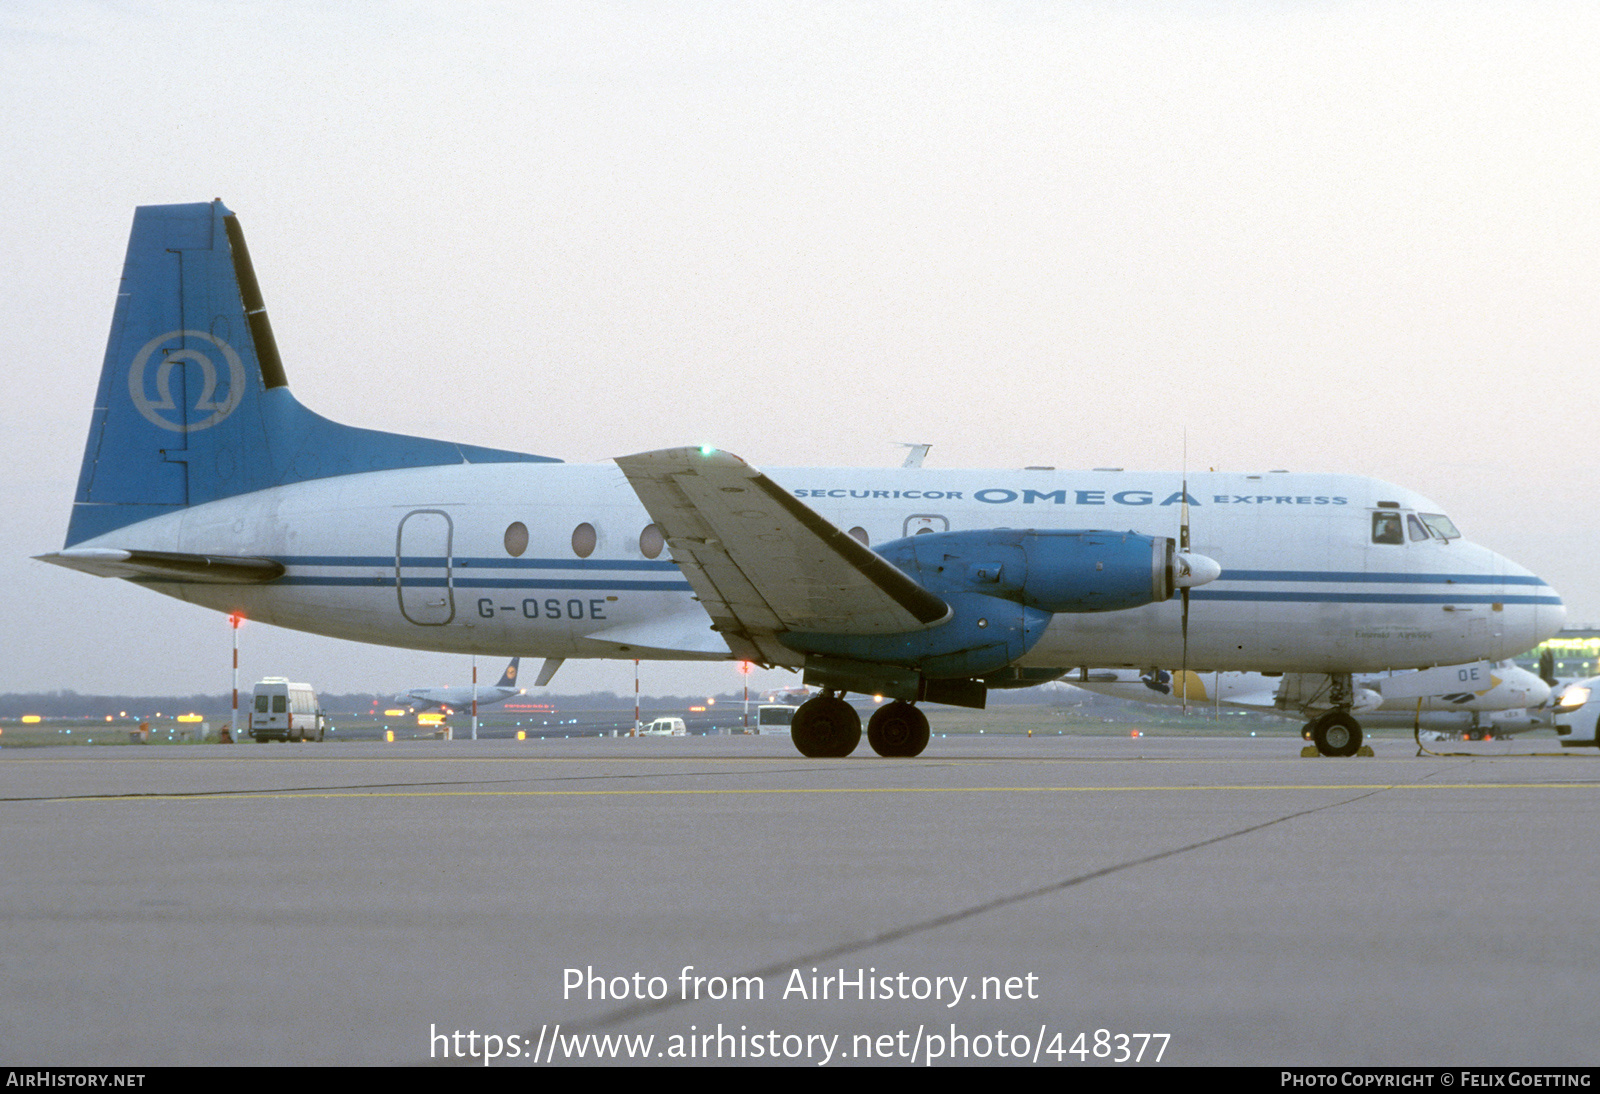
xmin=272 ymin=695 xmax=287 ymax=713
xmin=848 ymin=526 xmax=869 ymax=546
xmin=504 ymin=521 xmax=529 ymax=557
xmin=1407 ymin=514 xmax=1429 ymax=542
xmin=1371 ymin=512 xmax=1404 ymax=545
xmin=639 ymin=523 xmax=664 ymax=560
xmin=254 ymin=695 xmax=268 ymax=713
xmin=571 ymin=522 xmax=596 ymax=559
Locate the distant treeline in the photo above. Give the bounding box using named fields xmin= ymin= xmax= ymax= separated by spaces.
xmin=0 ymin=685 xmax=1077 ymax=719
xmin=0 ymin=690 xmax=719 ymax=718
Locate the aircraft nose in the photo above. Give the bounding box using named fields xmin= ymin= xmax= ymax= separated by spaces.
xmin=1543 ymin=596 xmax=1568 ymax=640
xmin=1485 ymin=547 xmax=1565 ymax=653
xmin=1527 ymin=677 xmax=1553 ymax=706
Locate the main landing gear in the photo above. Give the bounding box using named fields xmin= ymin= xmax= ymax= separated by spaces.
xmin=866 ymin=700 xmax=930 ymax=758
xmin=790 ymin=693 xmax=861 ymax=758
xmin=790 ymin=695 xmax=932 ymax=758
xmin=1306 ymin=710 xmax=1363 ymax=758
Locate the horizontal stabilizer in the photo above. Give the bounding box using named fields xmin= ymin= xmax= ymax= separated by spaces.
xmin=615 ymin=447 xmax=950 ymax=665
xmin=36 ymin=547 xmax=285 ymax=584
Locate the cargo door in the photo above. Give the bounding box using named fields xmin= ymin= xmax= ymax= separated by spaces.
xmin=397 ymin=509 xmax=455 ymax=625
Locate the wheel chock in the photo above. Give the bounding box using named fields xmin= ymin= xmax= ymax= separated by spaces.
xmin=1301 ymin=744 xmax=1376 ymax=758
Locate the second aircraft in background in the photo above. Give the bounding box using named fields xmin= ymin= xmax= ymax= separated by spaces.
xmin=1075 ymin=661 xmax=1553 ymax=752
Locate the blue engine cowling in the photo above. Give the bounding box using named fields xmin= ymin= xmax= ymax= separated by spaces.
xmin=878 ymin=528 xmax=1179 ymax=612
xmin=780 ymin=529 xmax=1176 ymax=680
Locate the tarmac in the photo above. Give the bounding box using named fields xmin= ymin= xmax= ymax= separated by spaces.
xmin=3 ymin=731 xmax=1597 ymax=1067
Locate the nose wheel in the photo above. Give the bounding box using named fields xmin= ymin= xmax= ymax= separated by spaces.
xmin=867 ymin=701 xmax=931 ymax=758
xmin=1307 ymin=710 xmax=1363 ymax=757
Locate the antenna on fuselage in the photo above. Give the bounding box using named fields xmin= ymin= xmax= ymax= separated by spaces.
xmin=896 ymin=443 xmax=931 ymax=469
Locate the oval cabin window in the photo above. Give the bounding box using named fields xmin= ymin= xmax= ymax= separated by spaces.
xmin=639 ymin=523 xmax=664 ymax=560
xmin=572 ymin=522 xmax=597 ymax=559
xmin=504 ymin=522 xmax=528 ymax=557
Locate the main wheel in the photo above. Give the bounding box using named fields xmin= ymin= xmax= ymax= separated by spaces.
xmin=1310 ymin=711 xmax=1362 ymax=758
xmin=790 ymin=696 xmax=862 ymax=758
xmin=867 ymin=701 xmax=930 ymax=758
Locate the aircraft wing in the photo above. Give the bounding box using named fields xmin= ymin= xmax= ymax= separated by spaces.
xmin=614 ymin=448 xmax=950 ymax=665
xmin=35 ymin=548 xmax=285 ymax=585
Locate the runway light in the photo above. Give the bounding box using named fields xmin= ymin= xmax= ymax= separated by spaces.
xmin=21 ymin=715 xmax=41 ymax=724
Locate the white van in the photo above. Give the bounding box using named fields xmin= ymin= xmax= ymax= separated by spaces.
xmin=641 ymin=717 xmax=687 ymax=736
xmin=250 ymin=677 xmax=326 ymax=742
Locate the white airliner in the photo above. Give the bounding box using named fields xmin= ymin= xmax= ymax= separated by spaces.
xmin=38 ymin=201 xmax=1566 ymax=759
xmin=1076 ymin=661 xmax=1553 ymax=747
xmin=397 ymin=657 xmax=524 ymax=713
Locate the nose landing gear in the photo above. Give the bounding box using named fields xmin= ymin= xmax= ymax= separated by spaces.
xmin=1306 ymin=710 xmax=1363 ymax=757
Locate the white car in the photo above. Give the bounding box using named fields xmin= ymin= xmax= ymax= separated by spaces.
xmin=1549 ymin=677 xmax=1600 ymax=747
xmin=641 ymin=717 xmax=687 ymax=737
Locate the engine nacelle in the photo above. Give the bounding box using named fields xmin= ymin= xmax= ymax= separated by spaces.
xmin=783 ymin=591 xmax=1054 ymax=681
xmin=875 ymin=528 xmax=1194 ymax=613
xmin=780 ymin=529 xmax=1220 ymax=690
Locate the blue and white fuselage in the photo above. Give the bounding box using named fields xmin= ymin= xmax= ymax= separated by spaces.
xmin=68 ymin=463 xmax=1558 ymax=676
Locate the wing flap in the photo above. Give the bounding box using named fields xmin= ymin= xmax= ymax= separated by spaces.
xmin=615 ymin=448 xmax=949 ymax=663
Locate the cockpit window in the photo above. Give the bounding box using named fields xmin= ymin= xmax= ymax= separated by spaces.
xmin=1407 ymin=514 xmax=1429 ymax=542
xmin=1420 ymin=513 xmax=1460 ymax=541
xmin=1371 ymin=511 xmax=1404 ymax=545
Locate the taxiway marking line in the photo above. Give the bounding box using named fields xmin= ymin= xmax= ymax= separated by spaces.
xmin=35 ymin=782 xmax=1600 ymax=802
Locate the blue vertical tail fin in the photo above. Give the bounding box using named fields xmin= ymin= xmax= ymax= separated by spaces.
xmin=66 ymin=200 xmax=556 ymax=547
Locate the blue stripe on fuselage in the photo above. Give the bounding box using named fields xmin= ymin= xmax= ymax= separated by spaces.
xmin=165 ymin=555 xmax=1557 ymax=606
xmin=1189 ymin=590 xmax=1561 ymax=605
xmin=1219 ymin=570 xmax=1549 ymax=586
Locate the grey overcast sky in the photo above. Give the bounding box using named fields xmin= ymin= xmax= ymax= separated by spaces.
xmin=4 ymin=1 xmax=1597 ymax=701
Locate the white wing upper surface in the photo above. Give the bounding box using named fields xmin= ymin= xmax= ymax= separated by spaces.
xmin=614 ymin=448 xmax=949 ymax=665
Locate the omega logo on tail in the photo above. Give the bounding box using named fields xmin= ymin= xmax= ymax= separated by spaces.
xmin=128 ymin=330 xmax=246 ymax=433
